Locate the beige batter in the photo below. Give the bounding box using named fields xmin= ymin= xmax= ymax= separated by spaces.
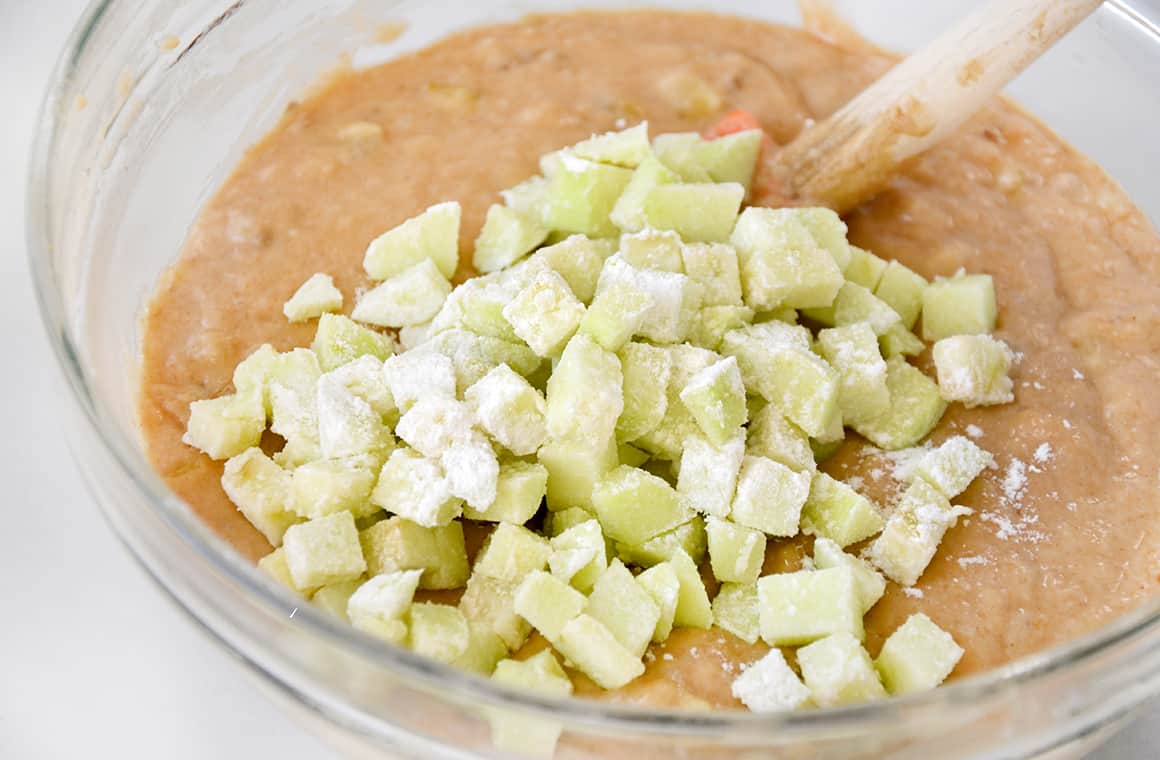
xmin=137 ymin=10 xmax=1160 ymax=708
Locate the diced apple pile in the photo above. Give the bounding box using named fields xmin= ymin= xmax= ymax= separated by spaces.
xmin=183 ymin=121 xmax=1020 ymax=730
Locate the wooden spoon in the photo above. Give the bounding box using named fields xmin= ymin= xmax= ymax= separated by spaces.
xmin=764 ymin=0 xmax=1103 ymax=213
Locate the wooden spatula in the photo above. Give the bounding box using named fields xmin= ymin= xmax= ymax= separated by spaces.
xmin=764 ymin=0 xmax=1103 ymax=213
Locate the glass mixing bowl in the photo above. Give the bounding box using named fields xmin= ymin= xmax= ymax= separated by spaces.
xmin=27 ymin=0 xmax=1160 ymax=757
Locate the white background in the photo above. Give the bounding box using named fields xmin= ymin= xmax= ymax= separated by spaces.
xmin=0 ymin=1 xmax=1154 ymax=758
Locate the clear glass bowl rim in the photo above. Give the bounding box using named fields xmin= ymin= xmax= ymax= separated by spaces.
xmin=25 ymin=0 xmax=1160 ymax=740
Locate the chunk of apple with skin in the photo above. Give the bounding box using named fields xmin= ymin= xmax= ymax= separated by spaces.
xmin=543 ymin=153 xmax=634 ymax=237
xmin=572 ymin=122 xmax=651 ymax=167
xmin=875 ymin=613 xmax=964 ymax=695
xmin=578 ymin=277 xmax=653 ymax=352
xmin=489 ymin=650 xmax=573 ymax=759
xmin=643 ymin=182 xmax=745 ymax=243
xmin=676 ymin=432 xmax=745 ymax=519
xmin=556 ymin=613 xmax=646 ymax=689
xmin=221 ymin=447 xmax=300 ymax=546
xmin=352 ymin=258 xmax=452 ymax=328
xmin=513 ymin=570 xmax=587 ymax=643
xmin=474 ymin=523 xmax=552 ymax=583
xmin=681 ymin=241 xmax=743 ymax=306
xmin=812 ymin=537 xmax=886 ymax=613
xmin=932 ymin=334 xmax=1015 ymax=407
xmin=711 ymin=582 xmax=760 ymax=645
xmin=679 ymin=356 xmax=748 ymax=446
xmin=746 ymin=404 xmax=815 ymax=474
xmin=473 ymin=203 xmax=550 ymax=273
xmin=618 ymin=227 xmax=684 ymax=272
xmin=874 ymin=261 xmax=928 ymax=329
xmin=363 ymin=201 xmax=460 ymax=281
xmin=850 ymin=357 xmax=947 ymax=451
xmin=869 ymin=478 xmax=971 ymax=586
xmin=347 ymin=569 xmax=423 ymax=644
xmin=912 ymin=435 xmax=993 ymax=499
xmin=360 ymin=517 xmax=469 ymax=590
xmin=370 ymin=447 xmax=462 ymax=528
xmin=464 ymin=364 xmax=548 ymax=457
xmin=464 ymin=461 xmax=548 ymax=524
xmin=548 ymin=518 xmax=608 ymax=593
xmin=282 ymin=511 xmax=367 ymax=590
xmin=614 ymin=515 xmax=707 ymax=568
xmin=706 ymin=517 xmax=766 ymax=584
xmin=591 ymin=465 xmax=694 ymax=546
xmin=538 ymin=432 xmax=618 ymax=511
xmin=610 ymin=154 xmax=681 ymax=233
xmin=730 ymin=207 xmax=844 ymax=311
xmin=459 ymin=572 xmax=531 ymax=650
xmin=801 ymin=472 xmax=885 ymax=548
xmin=408 ymin=603 xmax=471 ymax=663
xmin=921 ymin=273 xmax=997 ymax=341
xmin=184 ymin=392 xmax=265 ymax=461
xmin=731 ymin=455 xmax=813 ymax=537
xmin=670 ymin=549 xmax=714 ymax=629
xmin=757 ymin=566 xmax=863 ymax=646
xmin=636 ymin=562 xmax=681 ymax=642
xmin=616 ymin=341 xmax=673 ymax=442
xmin=817 ymin=322 xmax=891 ymax=425
xmin=283 ymin=273 xmax=343 ymax=323
xmin=585 ymin=559 xmax=661 ymax=657
xmin=732 ymin=647 xmax=811 ymax=713
xmin=797 ymin=632 xmax=887 ymax=707
xmin=545 ymin=333 xmax=623 ymax=445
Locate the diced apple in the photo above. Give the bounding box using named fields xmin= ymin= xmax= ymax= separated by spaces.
xmin=429 ymin=274 xmax=522 ymax=343
xmin=394 ymin=397 xmax=477 ymax=459
xmin=681 ymin=241 xmax=743 ymax=306
xmin=474 ymin=523 xmax=551 ymax=584
xmin=473 ymin=203 xmax=549 ymax=273
xmin=353 ymin=258 xmax=451 ymax=328
xmin=545 ymin=334 xmax=623 ymax=447
xmin=459 ymin=572 xmax=530 ymax=650
xmin=874 ymin=261 xmax=928 ymax=329
xmin=538 ymin=433 xmax=618 ymax=511
xmin=413 ymin=328 xmax=541 ymax=393
xmin=257 ymin=548 xmax=299 ymax=593
xmin=797 ymin=632 xmax=886 ymax=707
xmin=720 ymin=321 xmax=812 ymax=391
xmin=610 ymin=154 xmax=680 ymax=232
xmin=746 ymin=405 xmax=815 ymax=473
xmin=679 ymin=356 xmax=747 ymax=445
xmin=817 ymin=322 xmax=891 ymax=425
xmin=801 ymin=472 xmax=885 ymax=548
xmin=453 ymin=622 xmax=509 ymax=675
xmin=921 ymin=273 xmax=997 ymax=341
xmin=465 ymin=461 xmax=547 ymax=524
xmin=803 ymin=282 xmax=902 ymax=336
xmin=695 ymin=129 xmax=764 ymax=191
xmin=875 ymin=613 xmax=964 ymax=695
xmin=652 ymin=132 xmax=713 ymax=181
xmin=932 ymin=334 xmax=1015 ymax=407
xmin=315 ymin=375 xmax=393 ymax=460
xmin=793 ymin=207 xmax=852 ymax=271
xmin=731 ymin=455 xmax=812 ymax=537
xmin=322 ymin=355 xmax=396 ymax=422
xmin=585 ymin=559 xmax=661 ymax=657
xmin=360 ymin=517 xmax=469 ymax=590
xmin=311 ymin=577 xmax=363 ymax=621
xmin=616 ymin=342 xmax=673 ymax=442
xmin=596 ymin=255 xmax=701 ymax=345
xmin=556 ymin=613 xmax=646 ymax=689
xmin=732 ymin=648 xmax=811 ymax=712
xmin=844 ymin=246 xmax=888 ymax=290
xmin=633 ymin=343 xmax=719 ymax=461
xmin=757 ymin=567 xmax=863 ymax=646
xmin=382 ymin=350 xmax=456 ymax=411
xmin=232 ymin=343 xmax=278 ymax=408
xmin=578 ymin=277 xmax=652 ymax=352
xmin=408 ymin=602 xmax=470 ymax=663
xmin=812 ymin=537 xmax=886 ymax=613
xmin=591 ymin=465 xmax=693 ymax=545
xmin=636 ymin=562 xmax=681 ymax=642
xmin=850 ymin=357 xmax=947 ymax=451
xmin=363 ymin=201 xmax=460 ymax=281
xmin=500 ymin=175 xmax=549 ymax=220
xmin=676 ymin=432 xmax=745 ymax=519
xmin=572 ymin=122 xmax=651 ymax=167
xmin=670 ymin=549 xmax=713 ymax=629
xmin=348 ymin=569 xmax=423 ymax=644
xmin=221 ymin=448 xmax=299 ymax=546
xmin=868 ymin=478 xmax=968 ymax=586
xmin=614 ymin=516 xmax=707 ymax=568
xmin=706 ymin=517 xmax=766 ymax=584
xmin=544 ymin=506 xmax=595 ymax=537
xmin=282 ymin=511 xmax=367 ymax=590
xmin=644 ymin=182 xmax=745 ymax=243
xmin=283 ymin=273 xmax=343 ymax=323
xmin=513 ymin=570 xmax=586 ymax=643
xmin=548 ymin=519 xmax=608 ymax=593
xmin=878 ymin=323 xmax=926 ymax=359
xmin=520 ymin=234 xmax=610 ymax=304
xmin=543 ymin=153 xmax=633 ymax=237
xmin=693 ymin=304 xmax=757 ymax=351
xmin=489 ymin=649 xmax=572 ymax=759
xmin=464 ymin=364 xmax=548 ymax=457
xmin=184 ymin=392 xmax=265 ymax=461
xmin=912 ymin=435 xmax=993 ymax=499
xmin=441 ymin=438 xmax=500 ymax=511
xmin=731 ymin=207 xmax=844 ymax=310
xmin=711 ymin=582 xmax=760 ymax=645
xmin=290 ymin=455 xmax=380 ymax=520
xmin=619 ymin=227 xmax=684 ymax=272
xmin=369 ymin=447 xmax=462 ymax=527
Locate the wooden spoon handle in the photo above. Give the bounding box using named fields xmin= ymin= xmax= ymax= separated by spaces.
xmin=767 ymin=0 xmax=1103 ymax=213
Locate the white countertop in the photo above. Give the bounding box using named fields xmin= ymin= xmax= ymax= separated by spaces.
xmin=0 ymin=2 xmax=1154 ymax=758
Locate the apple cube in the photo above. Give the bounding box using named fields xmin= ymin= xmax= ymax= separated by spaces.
xmin=817 ymin=323 xmax=891 ymax=425
xmin=619 ymin=227 xmax=684 ymax=272
xmin=875 ymin=613 xmax=964 ymax=695
xmin=792 ymin=207 xmax=852 ymax=271
xmin=522 ymin=234 xmax=613 ymax=303
xmin=370 ymin=448 xmax=462 ymax=527
xmin=913 ymin=435 xmax=993 ymax=499
xmin=579 ymin=278 xmax=652 ymax=354
xmin=644 ymin=182 xmax=745 ymax=243
xmin=315 ymin=376 xmax=393 ymax=460
xmin=465 ymin=461 xmax=547 ymax=524
xmin=610 ymin=154 xmax=680 ymax=232
xmin=732 ymin=648 xmax=811 ymax=712
xmin=757 ymin=567 xmax=863 ymax=646
xmin=538 ymin=433 xmax=618 ymax=511
xmin=632 ymin=343 xmax=718 ymax=461
xmin=878 ymin=323 xmax=926 ymax=359
xmin=869 ymin=478 xmax=966 ymax=586
xmin=184 ymin=392 xmax=265 ymax=460
xmin=556 ymin=613 xmax=645 ymax=689
xmin=500 ymin=175 xmax=549 ymax=220
xmin=361 ymin=517 xmax=469 ymax=590
xmin=804 ymin=282 xmax=902 ymax=337
xmin=394 ymin=397 xmax=477 ymax=459
xmin=712 ymin=582 xmax=760 ymax=645
xmin=281 ymin=511 xmax=366 ymax=589
xmin=591 ymin=465 xmax=693 ymax=545
xmin=548 ymin=519 xmax=608 ymax=593
xmin=572 ymin=122 xmax=651 ymax=167
xmin=397 ymin=323 xmax=431 ymax=351
xmin=719 ymin=321 xmax=812 ymax=393
xmin=414 ymin=328 xmax=541 ymax=393
xmin=382 ymin=350 xmax=456 ymax=412
xmin=430 ymin=274 xmax=521 ymax=343
xmin=850 ymin=357 xmax=947 ymax=451
xmin=283 ymin=273 xmax=343 ymax=323
xmin=322 ymin=355 xmax=395 ymax=422
xmin=453 ymin=622 xmax=508 ymax=675
xmin=585 ymin=559 xmax=661 ymax=657
xmin=731 ymin=207 xmax=844 ymax=310
xmin=269 ymin=379 xmax=322 ymax=469
xmin=844 ymin=246 xmax=888 ymax=290
xmin=474 ymin=523 xmax=551 ymax=584
xmin=615 ymin=516 xmax=707 ymax=568
xmin=695 ymin=129 xmax=764 ymax=190
xmin=676 ymin=433 xmax=745 ymax=519
xmin=290 ymin=455 xmax=380 ymax=520
xmin=932 ymin=334 xmax=1015 ymax=407
xmin=681 ymin=241 xmax=743 ymax=306
xmin=473 ymin=203 xmax=549 ymax=273
xmin=257 ymin=548 xmax=299 ymax=593
xmin=652 ymin=132 xmax=713 ymax=181
xmin=352 ymin=258 xmax=451 ymax=327
xmin=311 ymin=577 xmax=364 ymax=621
xmin=727 ymin=338 xmax=841 ymax=439
xmin=459 ymin=572 xmax=530 ymax=650
xmin=489 ymin=650 xmax=572 ymax=759
xmin=616 ymin=342 xmax=673 ymax=442
xmin=746 ymin=405 xmax=815 ymax=474
xmin=812 ymin=537 xmax=886 ymax=613
xmin=543 ymin=153 xmax=633 ymax=237
xmin=797 ymin=632 xmax=886 ymax=706
xmin=597 ymin=255 xmax=700 ymax=345
xmin=874 ymin=261 xmax=928 ymax=329
xmin=407 ymin=602 xmax=470 ymax=663
xmin=504 ymin=270 xmax=586 ymax=359
xmin=545 ymin=334 xmax=623 ymax=447
xmin=363 ymin=202 xmax=459 ymax=281
xmin=441 ymin=438 xmax=500 ymax=511
xmin=348 ymin=569 xmax=423 ymax=644
xmin=221 ymin=448 xmax=299 ymax=546
xmin=801 ymin=472 xmax=885 ymax=548
xmin=545 ymin=506 xmax=597 ymax=538
xmin=232 ymin=343 xmax=279 ymax=406
xmin=679 ymin=356 xmax=747 ymax=445
xmin=693 ymin=304 xmax=757 ymax=351
xmin=706 ymin=517 xmax=766 ymax=584
xmin=731 ymin=455 xmax=812 ymax=537
xmin=513 ymin=570 xmax=586 ymax=643
xmin=922 ymin=273 xmax=997 ymax=341
xmin=670 ymin=549 xmax=713 ymax=629
xmin=635 ymin=562 xmax=681 ymax=642
xmin=464 ymin=364 xmax=547 ymax=457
